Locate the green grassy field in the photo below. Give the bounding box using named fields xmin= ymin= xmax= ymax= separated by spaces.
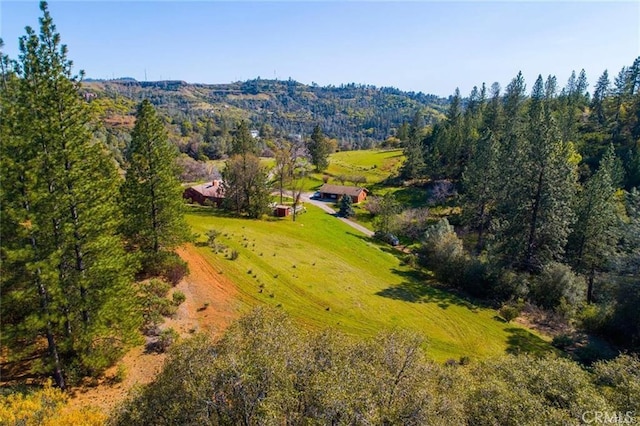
xmin=186 ymin=204 xmax=554 ymax=362
xmin=304 ymin=149 xmax=404 ymax=190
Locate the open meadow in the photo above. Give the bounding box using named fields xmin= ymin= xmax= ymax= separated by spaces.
xmin=186 ymin=204 xmax=554 ymax=362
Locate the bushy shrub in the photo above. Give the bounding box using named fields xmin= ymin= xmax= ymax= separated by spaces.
xmin=499 ymin=304 xmax=521 ymax=323
xmin=113 ymin=309 xmax=634 ymax=426
xmin=420 ymin=218 xmax=468 ymax=287
xmin=530 ymin=262 xmax=585 ymax=316
xmin=143 ymin=251 xmax=189 ymax=286
xmin=0 ymin=380 xmax=105 ymax=425
xmin=551 ymin=333 xmax=574 ymax=349
xmin=156 ymin=328 xmax=179 ymax=353
xmin=140 ymin=279 xmax=177 ymax=333
xmin=172 ymin=290 xmax=186 ymax=306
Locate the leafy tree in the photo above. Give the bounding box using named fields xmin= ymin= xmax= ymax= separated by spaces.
xmin=121 ymin=100 xmax=190 ymax=255
xmin=307 ymin=125 xmax=332 ymax=172
xmin=0 ymin=2 xmax=140 ymax=388
xmin=338 ymin=194 xmax=355 ymax=218
xmin=371 ymin=192 xmax=401 ymax=235
xmin=290 ymin=157 xmax=312 ymax=222
xmin=222 ymin=153 xmax=270 ymax=218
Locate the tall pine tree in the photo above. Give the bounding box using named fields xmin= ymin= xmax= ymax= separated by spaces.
xmin=121 ymin=100 xmax=190 ymax=255
xmin=492 ymin=74 xmax=578 ymax=271
xmin=0 ymin=2 xmax=140 ymax=387
xmin=568 ymin=145 xmax=620 ymax=303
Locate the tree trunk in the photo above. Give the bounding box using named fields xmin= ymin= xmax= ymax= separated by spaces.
xmin=587 ymin=266 xmax=595 ymax=304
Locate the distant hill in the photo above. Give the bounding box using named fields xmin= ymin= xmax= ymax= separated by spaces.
xmin=83 ymin=78 xmax=448 ymax=149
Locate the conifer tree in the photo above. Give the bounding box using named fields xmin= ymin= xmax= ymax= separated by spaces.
xmin=0 ymin=3 xmax=140 ymax=387
xmin=492 ymin=74 xmax=578 ymax=271
xmin=401 ymin=111 xmax=426 ymax=179
xmin=121 ymin=100 xmax=190 ymax=255
xmin=307 ymin=125 xmax=332 ymax=172
xmin=568 ymin=145 xmax=620 ymax=303
xmin=462 ymin=83 xmax=501 ymax=252
xmin=339 ymin=194 xmax=355 ymax=218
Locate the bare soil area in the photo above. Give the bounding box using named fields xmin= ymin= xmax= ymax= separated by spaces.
xmin=67 ymin=244 xmax=241 ymax=415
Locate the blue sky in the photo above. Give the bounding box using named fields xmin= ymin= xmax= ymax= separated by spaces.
xmin=1 ymin=1 xmax=638 ymax=97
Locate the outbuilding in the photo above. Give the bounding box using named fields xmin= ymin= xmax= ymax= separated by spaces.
xmin=318 ymin=184 xmax=368 ymax=204
xmin=183 ymin=180 xmax=225 ymax=207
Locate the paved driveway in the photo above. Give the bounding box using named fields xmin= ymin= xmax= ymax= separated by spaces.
xmin=301 ymin=193 xmax=374 ymax=237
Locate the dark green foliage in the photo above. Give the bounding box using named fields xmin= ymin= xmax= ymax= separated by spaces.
xmin=567 ymin=145 xmax=619 ymax=303
xmin=141 ymin=251 xmax=189 ymax=286
xmin=529 ymin=262 xmax=585 ymax=317
xmin=229 ymin=120 xmax=259 ymax=156
xmin=0 ymin=2 xmax=141 ymax=387
xmin=221 ymin=153 xmax=271 ymax=218
xmin=338 ymin=194 xmax=355 ymax=218
xmin=492 ymin=74 xmax=578 ymax=272
xmin=307 ymin=125 xmax=333 ymax=172
xmin=121 ymin=100 xmax=191 ymax=255
xmin=498 ymin=303 xmax=522 ymax=323
xmin=139 ymin=279 xmax=173 ymax=333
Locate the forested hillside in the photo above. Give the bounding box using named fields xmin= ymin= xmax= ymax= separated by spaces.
xmin=83 ymin=78 xmax=448 ymax=158
xmin=386 ymin=60 xmax=640 ymax=353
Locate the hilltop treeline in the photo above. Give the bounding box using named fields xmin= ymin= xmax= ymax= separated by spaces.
xmin=113 ymin=308 xmax=640 ymax=426
xmin=393 ymin=60 xmax=640 ymax=351
xmin=83 ymin=77 xmax=448 ymax=158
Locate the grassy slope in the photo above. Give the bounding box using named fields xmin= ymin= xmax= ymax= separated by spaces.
xmin=186 ymin=205 xmax=554 ymax=362
xmin=305 ymin=149 xmax=404 ymax=190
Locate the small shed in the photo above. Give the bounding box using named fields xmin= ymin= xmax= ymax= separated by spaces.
xmin=183 ymin=180 xmax=225 ymax=207
xmin=274 ymin=205 xmax=292 ymax=217
xmin=318 ymin=184 xmax=368 ymax=204
xmin=274 ymin=204 xmax=305 ymax=217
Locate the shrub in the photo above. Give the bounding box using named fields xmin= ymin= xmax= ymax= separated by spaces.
xmin=420 ymin=219 xmax=467 ymax=287
xmin=229 ymin=250 xmax=239 ymax=260
xmin=551 ymin=333 xmax=574 ymax=349
xmin=156 ymin=328 xmax=180 ymax=353
xmin=499 ymin=304 xmax=521 ymax=323
xmin=114 ymin=363 xmax=128 ymax=383
xmin=143 ymin=251 xmax=189 ymax=286
xmin=140 ymin=279 xmax=177 ymax=333
xmin=172 ymin=291 xmax=186 ymax=306
xmin=530 ymin=262 xmax=585 ymax=316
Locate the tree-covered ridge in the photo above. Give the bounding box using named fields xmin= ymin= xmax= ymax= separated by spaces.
xmin=393 ymin=59 xmax=640 ymax=352
xmin=83 ymin=78 xmax=448 ymax=151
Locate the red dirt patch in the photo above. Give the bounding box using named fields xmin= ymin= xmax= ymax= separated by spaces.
xmin=67 ymin=244 xmax=241 ymax=415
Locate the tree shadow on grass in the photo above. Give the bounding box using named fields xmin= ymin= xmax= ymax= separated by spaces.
xmin=376 ymin=268 xmax=479 ymax=312
xmin=504 ymin=327 xmax=557 ymax=356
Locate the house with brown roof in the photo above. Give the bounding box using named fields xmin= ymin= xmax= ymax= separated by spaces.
xmin=318 ymin=184 xmax=368 ymax=204
xmin=183 ymin=180 xmax=225 ymax=207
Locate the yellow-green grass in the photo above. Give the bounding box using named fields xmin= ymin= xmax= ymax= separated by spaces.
xmin=305 ymin=149 xmax=405 ymax=190
xmin=186 ymin=205 xmax=554 ymax=362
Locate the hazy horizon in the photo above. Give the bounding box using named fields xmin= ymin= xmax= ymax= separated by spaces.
xmin=2 ymin=1 xmax=639 ymax=97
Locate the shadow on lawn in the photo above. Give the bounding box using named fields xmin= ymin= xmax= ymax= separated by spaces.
xmin=505 ymin=327 xmax=557 ymax=356
xmin=376 ymin=268 xmax=479 ymax=312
